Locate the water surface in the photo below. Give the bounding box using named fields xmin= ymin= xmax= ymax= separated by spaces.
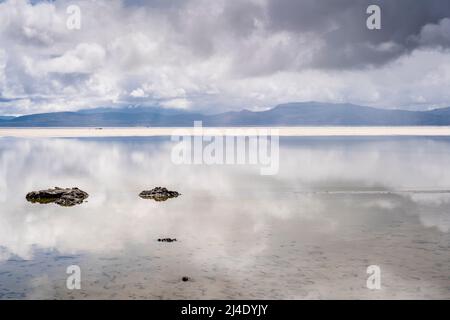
xmin=0 ymin=136 xmax=449 ymax=299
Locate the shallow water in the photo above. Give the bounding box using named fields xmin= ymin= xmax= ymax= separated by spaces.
xmin=0 ymin=136 xmax=449 ymax=299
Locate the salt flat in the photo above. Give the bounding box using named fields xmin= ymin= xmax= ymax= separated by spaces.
xmin=2 ymin=126 xmax=450 ymax=137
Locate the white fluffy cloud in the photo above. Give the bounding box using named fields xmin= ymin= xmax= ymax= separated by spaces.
xmin=0 ymin=0 xmax=450 ymax=115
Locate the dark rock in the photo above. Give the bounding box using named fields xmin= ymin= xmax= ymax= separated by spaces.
xmin=26 ymin=187 xmax=89 ymax=207
xmin=139 ymin=187 xmax=180 ymax=202
xmin=157 ymin=238 xmax=177 ymax=242
xmin=182 ymin=276 xmax=190 ymax=282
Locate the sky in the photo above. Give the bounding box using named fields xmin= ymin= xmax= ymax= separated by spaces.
xmin=1 ymin=0 xmax=450 ymax=115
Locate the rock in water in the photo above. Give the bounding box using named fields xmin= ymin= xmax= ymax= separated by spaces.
xmin=26 ymin=187 xmax=89 ymax=207
xmin=158 ymin=238 xmax=177 ymax=242
xmin=139 ymin=187 xmax=180 ymax=202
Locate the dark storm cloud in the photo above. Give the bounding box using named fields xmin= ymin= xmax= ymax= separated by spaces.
xmin=168 ymin=0 xmax=265 ymax=58
xmin=112 ymin=0 xmax=450 ymax=71
xmin=265 ymin=0 xmax=450 ymax=69
xmin=138 ymin=0 xmax=450 ymax=73
xmin=20 ymin=0 xmax=450 ymax=71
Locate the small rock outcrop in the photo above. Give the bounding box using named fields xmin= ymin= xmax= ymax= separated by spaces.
xmin=139 ymin=187 xmax=180 ymax=202
xmin=26 ymin=187 xmax=89 ymax=207
xmin=158 ymin=238 xmax=177 ymax=243
xmin=182 ymin=276 xmax=190 ymax=282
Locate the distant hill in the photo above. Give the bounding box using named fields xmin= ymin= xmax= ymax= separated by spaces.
xmin=1 ymin=102 xmax=450 ymax=127
xmin=0 ymin=116 xmax=16 ymax=121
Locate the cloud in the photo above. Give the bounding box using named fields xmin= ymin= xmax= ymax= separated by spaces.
xmin=265 ymin=0 xmax=450 ymax=69
xmin=0 ymin=0 xmax=450 ymax=115
xmin=30 ymin=43 xmax=106 ymax=75
xmin=416 ymin=18 xmax=450 ymax=47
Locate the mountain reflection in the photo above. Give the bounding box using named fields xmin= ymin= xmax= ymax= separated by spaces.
xmin=0 ymin=137 xmax=449 ymax=299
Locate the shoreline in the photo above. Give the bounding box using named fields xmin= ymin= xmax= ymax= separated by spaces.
xmin=2 ymin=126 xmax=450 ymax=137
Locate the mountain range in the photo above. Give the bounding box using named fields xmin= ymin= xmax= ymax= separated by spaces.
xmin=1 ymin=102 xmax=450 ymax=127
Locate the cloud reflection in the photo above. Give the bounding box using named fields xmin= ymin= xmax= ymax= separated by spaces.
xmin=0 ymin=137 xmax=449 ymax=260
xmin=0 ymin=136 xmax=449 ymax=299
